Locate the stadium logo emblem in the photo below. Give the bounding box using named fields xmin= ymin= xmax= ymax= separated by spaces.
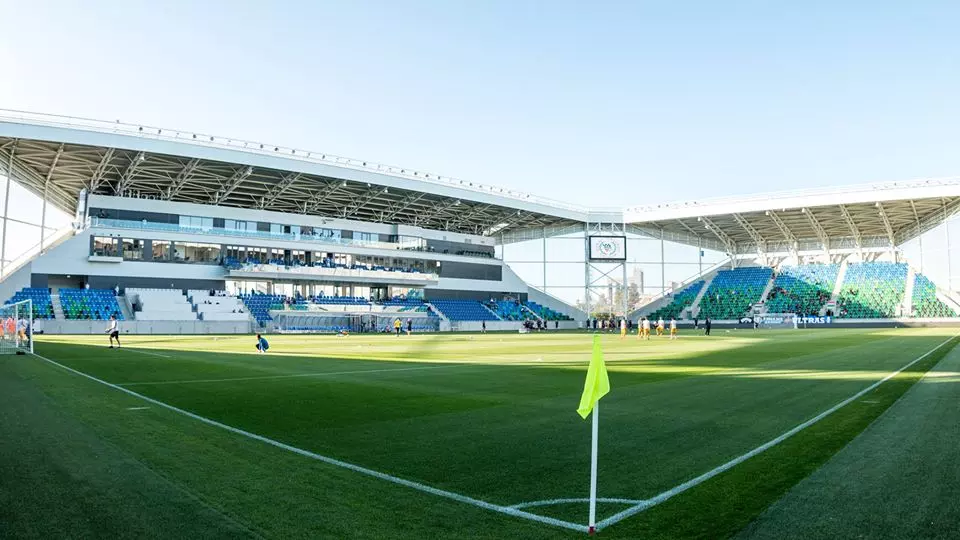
xmin=597 ymin=239 xmax=620 ymax=257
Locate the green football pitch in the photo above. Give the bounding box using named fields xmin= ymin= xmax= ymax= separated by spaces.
xmin=1 ymin=328 xmax=957 ymax=539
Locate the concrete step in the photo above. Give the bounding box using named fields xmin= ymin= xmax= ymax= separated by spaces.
xmin=50 ymin=294 xmax=65 ymax=320
xmin=902 ymin=266 xmax=916 ymax=317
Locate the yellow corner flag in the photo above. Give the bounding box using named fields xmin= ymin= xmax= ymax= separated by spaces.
xmin=577 ymin=334 xmax=610 ymax=419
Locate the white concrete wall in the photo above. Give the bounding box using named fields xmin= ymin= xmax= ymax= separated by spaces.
xmin=32 ymin=229 xmax=228 ymax=280
xmin=37 ymin=319 xmax=251 ymax=334
xmin=0 ymin=262 xmax=33 ymax=303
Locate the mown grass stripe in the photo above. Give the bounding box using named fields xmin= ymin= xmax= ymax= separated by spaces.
xmin=29 ymin=351 xmax=589 ymax=533
xmin=596 ymin=333 xmax=959 ymax=531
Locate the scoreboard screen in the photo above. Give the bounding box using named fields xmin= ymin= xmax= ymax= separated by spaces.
xmin=588 ymin=236 xmax=627 ymax=261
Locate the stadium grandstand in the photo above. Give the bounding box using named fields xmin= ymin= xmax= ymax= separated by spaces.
xmin=2 ymin=109 xmax=960 ymax=334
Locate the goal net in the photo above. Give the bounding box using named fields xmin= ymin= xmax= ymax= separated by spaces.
xmin=0 ymin=299 xmax=33 ymax=354
xmin=273 ymin=312 xmax=439 ymax=334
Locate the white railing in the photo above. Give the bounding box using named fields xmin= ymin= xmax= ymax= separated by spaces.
xmin=231 ymin=263 xmax=439 ymax=283
xmin=0 ymin=224 xmax=77 ymax=282
xmin=0 ymin=108 xmax=585 ymax=213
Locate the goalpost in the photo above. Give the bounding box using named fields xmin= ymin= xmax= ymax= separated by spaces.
xmin=0 ymin=299 xmax=33 ymax=355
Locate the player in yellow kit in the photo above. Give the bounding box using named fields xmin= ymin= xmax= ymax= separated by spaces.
xmin=656 ymin=318 xmax=665 ymax=336
xmin=619 ymin=318 xmax=627 ymax=339
xmin=670 ymin=318 xmax=678 ymax=339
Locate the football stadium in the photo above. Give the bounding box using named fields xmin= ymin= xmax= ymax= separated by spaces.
xmin=3 ymin=109 xmax=960 ymax=539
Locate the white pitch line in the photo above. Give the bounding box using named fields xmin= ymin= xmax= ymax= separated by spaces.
xmin=594 ymin=333 xmax=959 ymax=531
xmin=126 ymin=406 xmax=150 ymax=411
xmin=118 ymin=363 xmax=479 ymax=387
xmin=29 ymin=352 xmax=588 ymax=534
xmin=122 ymin=348 xmax=172 ymax=359
xmin=511 ymin=497 xmax=645 ymax=509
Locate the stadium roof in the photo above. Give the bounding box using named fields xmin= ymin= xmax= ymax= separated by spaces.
xmin=1 ymin=109 xmax=959 ymax=253
xmin=0 ymin=110 xmax=593 ymax=237
xmin=624 ymin=179 xmax=960 ymax=255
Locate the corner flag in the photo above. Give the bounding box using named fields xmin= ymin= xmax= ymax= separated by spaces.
xmin=577 ymin=334 xmax=610 ymax=419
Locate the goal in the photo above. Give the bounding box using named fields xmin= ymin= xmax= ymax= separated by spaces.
xmin=0 ymin=299 xmax=33 ymax=354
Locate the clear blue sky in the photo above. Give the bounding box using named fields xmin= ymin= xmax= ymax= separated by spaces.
xmin=3 ymin=0 xmax=960 ymax=208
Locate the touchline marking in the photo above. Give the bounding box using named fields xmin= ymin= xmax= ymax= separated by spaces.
xmin=511 ymin=497 xmax=645 ymax=509
xmin=29 ymin=352 xmax=587 ymax=534
xmin=594 ymin=333 xmax=959 ymax=531
xmin=118 ymin=363 xmax=481 ymax=387
xmin=126 ymin=406 xmax=150 ymax=411
xmin=123 ymin=348 xmax=172 ymax=359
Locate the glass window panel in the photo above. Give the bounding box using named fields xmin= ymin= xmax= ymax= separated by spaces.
xmin=152 ymin=241 xmax=170 ymax=261
xmin=121 ymin=238 xmax=143 ymax=260
xmin=92 ymin=236 xmax=117 ymax=256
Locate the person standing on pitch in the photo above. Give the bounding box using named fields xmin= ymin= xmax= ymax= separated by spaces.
xmin=656 ymin=317 xmax=665 ymax=337
xmin=481 ymin=320 xmax=486 ymax=334
xmin=406 ymin=318 xmax=412 ymax=336
xmin=619 ymin=317 xmax=627 ymax=340
xmin=704 ymin=317 xmax=712 ymax=336
xmin=642 ymin=317 xmax=651 ymax=340
xmin=394 ymin=318 xmax=402 ymax=337
xmin=670 ymin=318 xmax=678 ymax=340
xmin=106 ymin=315 xmax=121 ymax=349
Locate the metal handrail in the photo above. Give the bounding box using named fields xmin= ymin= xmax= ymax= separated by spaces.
xmin=0 ymin=108 xmax=586 ymax=213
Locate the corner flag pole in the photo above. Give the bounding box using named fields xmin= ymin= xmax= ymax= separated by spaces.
xmin=589 ymin=401 xmax=599 ymax=534
xmin=577 ymin=334 xmax=609 ymax=535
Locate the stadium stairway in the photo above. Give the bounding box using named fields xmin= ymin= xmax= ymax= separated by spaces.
xmin=424 ymin=302 xmax=449 ymax=323
xmin=522 ymin=304 xmax=544 ymax=322
xmin=758 ymin=271 xmax=778 ymax=305
xmin=902 ymin=265 xmax=916 ymax=317
xmin=50 ymin=293 xmax=64 ymax=320
xmin=690 ymin=272 xmax=716 ymax=318
xmin=116 ymin=294 xmax=133 ymax=321
xmin=829 ymin=259 xmax=849 ymax=303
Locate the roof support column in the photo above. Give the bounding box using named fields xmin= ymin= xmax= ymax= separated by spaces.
xmin=876 ymin=202 xmax=897 ymax=252
xmin=945 ymin=200 xmax=953 ymax=292
xmin=1 ymin=140 xmax=16 ymax=278
xmin=838 ymin=204 xmax=863 ymax=261
xmin=733 ymin=213 xmax=767 ymax=266
xmin=766 ymin=210 xmax=799 ymax=262
xmin=40 ymin=143 xmax=64 ymax=252
xmin=910 ymin=200 xmax=923 ymax=274
xmin=802 ymin=208 xmax=830 ymax=259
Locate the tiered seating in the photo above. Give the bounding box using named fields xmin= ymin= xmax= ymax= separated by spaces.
xmin=429 ymin=300 xmax=500 ymax=321
xmin=239 ymin=294 xmax=284 ymax=324
xmin=189 ymin=293 xmax=249 ymax=322
xmin=698 ymin=267 xmax=773 ymax=319
xmin=525 ymin=301 xmax=573 ymax=321
xmin=60 ymin=289 xmax=124 ymax=320
xmin=836 ymin=262 xmax=907 ymax=318
xmin=912 ymin=273 xmax=957 ymax=318
xmin=128 ymin=288 xmax=197 ymax=321
xmin=310 ymin=295 xmax=369 ymax=305
xmin=765 ymin=264 xmax=838 ymax=315
xmin=489 ymin=300 xmax=533 ymax=321
xmin=381 ymin=298 xmax=424 ymax=306
xmin=649 ymin=281 xmax=704 ymax=320
xmin=6 ymin=287 xmax=55 ymax=319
